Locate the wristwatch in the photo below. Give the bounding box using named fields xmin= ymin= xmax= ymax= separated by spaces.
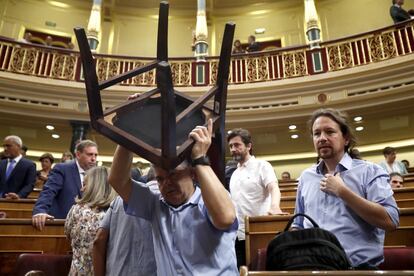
xmin=191 ymin=156 xmax=211 ymax=167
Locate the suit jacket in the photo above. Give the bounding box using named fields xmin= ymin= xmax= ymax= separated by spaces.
xmin=32 ymin=160 xmax=82 ymax=219
xmin=390 ymin=5 xmax=411 ymax=23
xmin=0 ymin=158 xmax=36 ymax=198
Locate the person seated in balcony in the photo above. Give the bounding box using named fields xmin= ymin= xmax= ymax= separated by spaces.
xmin=246 ymin=35 xmax=260 ymax=52
xmin=390 ymin=0 xmax=414 ymax=24
xmin=232 ymin=39 xmax=245 ymax=54
xmin=379 ymin=146 xmax=408 ymax=175
xmin=389 ymin=172 xmax=404 ymax=189
xmin=0 ymin=135 xmax=36 ymax=199
xmin=35 ymin=153 xmax=54 ymax=189
xmin=20 ymin=32 xmax=32 ymax=44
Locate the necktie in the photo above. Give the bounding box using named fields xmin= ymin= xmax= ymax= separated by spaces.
xmin=5 ymin=159 xmax=16 ymax=180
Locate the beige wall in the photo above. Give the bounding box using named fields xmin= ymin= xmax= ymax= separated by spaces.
xmin=0 ymin=0 xmax=89 ymax=44
xmin=1 ymin=0 xmax=413 ymax=57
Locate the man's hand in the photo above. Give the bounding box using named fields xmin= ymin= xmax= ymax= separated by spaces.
xmin=4 ymin=193 xmax=20 ymax=199
xmin=320 ymin=173 xmax=347 ymax=197
xmin=127 ymin=93 xmax=140 ymax=100
xmin=32 ymin=213 xmax=54 ymax=231
xmin=268 ymin=206 xmax=290 ymax=215
xmin=189 ymin=119 xmax=213 ymax=159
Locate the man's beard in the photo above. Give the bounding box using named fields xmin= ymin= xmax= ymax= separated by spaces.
xmin=318 ymin=147 xmax=334 ymax=160
xmin=232 ymin=153 xmax=245 ymax=162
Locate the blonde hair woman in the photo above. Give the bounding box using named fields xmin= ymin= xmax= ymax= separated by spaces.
xmin=64 ymin=166 xmax=117 ymax=275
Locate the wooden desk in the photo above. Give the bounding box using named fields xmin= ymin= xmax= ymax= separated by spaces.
xmin=396 ymin=199 xmax=414 ymax=208
xmin=393 ymin=187 xmax=414 ymax=200
xmin=278 ymin=183 xmax=298 ymax=189
xmin=280 ymin=196 xmax=296 ymax=208
xmin=245 ymin=212 xmax=414 ymax=267
xmin=280 ymin=188 xmax=297 ymax=197
xmin=0 ymin=199 xmax=36 ymax=210
xmin=0 ymin=219 xmax=70 ymax=276
xmin=0 ymin=208 xmax=32 ymax=219
xmin=400 ymin=207 xmax=414 ymax=226
xmin=27 ymin=188 xmax=42 ymax=199
xmin=403 ymin=180 xmax=414 ymax=188
xmin=240 ymin=267 xmax=414 ymax=276
xmin=0 ymin=219 xmax=65 ymax=235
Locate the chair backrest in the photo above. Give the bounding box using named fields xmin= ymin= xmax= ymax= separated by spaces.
xmin=14 ymin=253 xmax=72 ymax=276
xmin=74 ymin=1 xmax=235 ymax=181
xmin=379 ymin=247 xmax=414 ymax=270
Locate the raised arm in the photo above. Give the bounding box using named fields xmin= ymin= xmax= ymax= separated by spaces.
xmin=189 ymin=119 xmax=236 ymax=230
xmin=108 ymin=146 xmax=133 ymax=203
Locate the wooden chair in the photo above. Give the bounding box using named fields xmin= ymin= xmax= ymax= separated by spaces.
xmin=74 ymin=1 xmax=235 ymax=182
xmin=14 ymin=253 xmax=71 ymax=276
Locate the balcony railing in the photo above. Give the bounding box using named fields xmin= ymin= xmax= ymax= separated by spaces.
xmin=1 ymin=20 xmax=413 ymax=87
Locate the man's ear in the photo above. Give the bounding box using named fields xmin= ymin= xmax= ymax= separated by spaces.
xmin=75 ymin=150 xmax=81 ymax=159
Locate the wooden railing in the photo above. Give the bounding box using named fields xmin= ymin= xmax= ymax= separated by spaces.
xmin=1 ymin=20 xmax=413 ymax=87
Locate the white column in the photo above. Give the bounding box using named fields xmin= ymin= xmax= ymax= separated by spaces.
xmin=87 ymin=0 xmax=102 ymax=51
xmin=195 ymin=0 xmax=208 ymax=61
xmin=304 ymin=0 xmax=321 ymax=49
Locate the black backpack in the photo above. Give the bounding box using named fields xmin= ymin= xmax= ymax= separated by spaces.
xmin=266 ymin=213 xmax=352 ymax=270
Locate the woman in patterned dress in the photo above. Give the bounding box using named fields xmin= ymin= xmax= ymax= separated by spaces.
xmin=64 ymin=166 xmax=117 ymax=275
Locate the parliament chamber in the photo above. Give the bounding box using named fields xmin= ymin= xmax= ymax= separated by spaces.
xmin=1 ymin=0 xmax=414 ymax=275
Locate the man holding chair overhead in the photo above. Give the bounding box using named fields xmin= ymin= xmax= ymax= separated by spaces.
xmin=108 ymin=119 xmax=238 ymax=275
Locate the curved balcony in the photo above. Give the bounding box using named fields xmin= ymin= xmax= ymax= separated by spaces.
xmin=1 ymin=20 xmax=413 ymax=87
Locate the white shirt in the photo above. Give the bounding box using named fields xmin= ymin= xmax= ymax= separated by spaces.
xmin=75 ymin=160 xmax=85 ymax=186
xmin=6 ymin=154 xmax=22 ymax=171
xmin=229 ymin=156 xmax=277 ymax=240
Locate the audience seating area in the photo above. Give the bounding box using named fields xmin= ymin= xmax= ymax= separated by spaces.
xmin=0 ymin=172 xmax=413 ymax=275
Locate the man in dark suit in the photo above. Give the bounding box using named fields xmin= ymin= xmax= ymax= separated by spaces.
xmin=246 ymin=35 xmax=260 ymax=52
xmin=390 ymin=0 xmax=414 ymax=23
xmin=0 ymin=135 xmax=36 ymax=199
xmin=32 ymin=140 xmax=98 ymax=231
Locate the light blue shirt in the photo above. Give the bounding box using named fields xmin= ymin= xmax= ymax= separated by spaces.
xmin=125 ymin=180 xmax=239 ymax=276
xmin=101 ymin=196 xmax=157 ymax=276
xmin=292 ymin=153 xmax=399 ymax=267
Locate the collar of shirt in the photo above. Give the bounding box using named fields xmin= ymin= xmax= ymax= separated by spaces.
xmin=316 ymin=152 xmax=352 ymax=175
xmin=394 ymin=4 xmax=401 ymax=8
xmin=75 ymin=160 xmax=85 ymax=175
xmin=160 ymin=185 xmax=201 ymax=212
xmin=238 ymin=155 xmax=255 ymax=168
xmin=10 ymin=154 xmax=22 ymax=164
xmin=75 ymin=160 xmax=86 ymax=184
